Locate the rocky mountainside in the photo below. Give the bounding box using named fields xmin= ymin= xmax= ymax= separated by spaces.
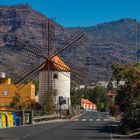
xmin=0 ymin=4 xmax=140 ymax=82
xmin=66 ymin=18 xmax=140 ymax=81
xmin=0 ymin=4 xmax=69 ymax=78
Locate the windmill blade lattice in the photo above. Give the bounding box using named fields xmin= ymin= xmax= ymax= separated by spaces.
xmin=13 ymin=37 xmax=45 ymax=62
xmin=42 ymin=19 xmax=56 ymax=57
xmin=15 ymin=20 xmax=87 ymax=91
xmin=51 ymin=31 xmax=87 ymax=59
xmin=1 ymin=15 xmax=88 ymax=106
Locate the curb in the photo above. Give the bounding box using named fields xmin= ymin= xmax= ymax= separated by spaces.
xmin=70 ymin=112 xmax=86 ymax=121
xmin=109 ymin=121 xmax=140 ymax=139
xmin=113 ymin=131 xmax=140 ymax=139
xmin=115 ymin=131 xmax=140 ymax=138
xmin=33 ymin=119 xmax=68 ymax=124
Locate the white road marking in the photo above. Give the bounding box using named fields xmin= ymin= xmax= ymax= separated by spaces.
xmin=109 ymin=125 xmax=114 ymax=140
xmin=74 ymin=119 xmax=79 ymax=121
xmin=89 ymin=119 xmax=93 ymax=121
xmin=96 ymin=119 xmax=101 ymax=121
xmin=82 ymin=119 xmax=87 ymax=121
xmin=104 ymin=119 xmax=109 ymax=121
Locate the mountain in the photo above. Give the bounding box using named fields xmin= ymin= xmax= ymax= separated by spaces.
xmin=66 ymin=18 xmax=140 ymax=81
xmin=0 ymin=4 xmax=69 ymax=78
xmin=0 ymin=4 xmax=139 ymax=82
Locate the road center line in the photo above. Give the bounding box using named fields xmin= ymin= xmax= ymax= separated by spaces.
xmin=89 ymin=119 xmax=93 ymax=121
xmin=104 ymin=119 xmax=109 ymax=121
xmin=82 ymin=119 xmax=87 ymax=121
xmin=96 ymin=119 xmax=100 ymax=121
xmin=74 ymin=119 xmax=79 ymax=121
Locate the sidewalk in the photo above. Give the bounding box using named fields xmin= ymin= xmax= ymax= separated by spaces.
xmin=70 ymin=112 xmax=86 ymax=121
xmin=33 ymin=112 xmax=85 ymax=124
xmin=33 ymin=114 xmax=60 ymax=123
xmin=109 ymin=115 xmax=120 ymax=123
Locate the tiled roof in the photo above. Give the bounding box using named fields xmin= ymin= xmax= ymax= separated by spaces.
xmin=41 ymin=56 xmax=70 ymax=72
xmin=81 ymin=98 xmax=96 ymax=105
xmin=51 ymin=56 xmax=70 ymax=72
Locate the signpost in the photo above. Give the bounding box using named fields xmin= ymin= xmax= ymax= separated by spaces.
xmin=59 ymin=96 xmax=63 ymax=118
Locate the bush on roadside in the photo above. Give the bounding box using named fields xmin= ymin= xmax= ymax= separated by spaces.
xmin=119 ymin=98 xmax=140 ymax=134
xmin=111 ymin=63 xmax=140 ymax=134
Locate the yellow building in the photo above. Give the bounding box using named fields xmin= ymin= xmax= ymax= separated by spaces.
xmin=0 ymin=76 xmax=35 ymax=109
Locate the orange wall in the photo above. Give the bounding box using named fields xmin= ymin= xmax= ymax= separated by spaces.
xmin=0 ymin=83 xmax=35 ymax=107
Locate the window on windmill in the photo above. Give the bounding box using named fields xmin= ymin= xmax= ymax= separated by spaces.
xmin=53 ymin=73 xmax=58 ymax=79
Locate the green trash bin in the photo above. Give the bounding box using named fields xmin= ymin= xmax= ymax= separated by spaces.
xmin=0 ymin=114 xmax=2 ymax=128
xmin=24 ymin=113 xmax=30 ymax=124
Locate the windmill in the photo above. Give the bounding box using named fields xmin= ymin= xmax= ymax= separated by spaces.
xmin=1 ymin=18 xmax=88 ymax=108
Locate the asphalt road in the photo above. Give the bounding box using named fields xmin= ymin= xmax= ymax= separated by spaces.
xmin=0 ymin=111 xmax=124 ymax=140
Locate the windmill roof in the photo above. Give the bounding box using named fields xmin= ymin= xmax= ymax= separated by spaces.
xmin=51 ymin=56 xmax=70 ymax=72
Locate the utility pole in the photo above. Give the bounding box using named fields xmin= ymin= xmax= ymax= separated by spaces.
xmin=135 ymin=19 xmax=138 ymax=62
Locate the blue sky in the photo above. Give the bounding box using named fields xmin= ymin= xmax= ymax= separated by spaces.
xmin=0 ymin=0 xmax=139 ymax=27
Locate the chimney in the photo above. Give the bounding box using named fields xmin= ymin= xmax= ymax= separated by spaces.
xmin=0 ymin=72 xmax=6 ymax=78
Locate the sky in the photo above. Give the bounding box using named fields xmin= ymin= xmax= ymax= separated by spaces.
xmin=0 ymin=0 xmax=140 ymax=27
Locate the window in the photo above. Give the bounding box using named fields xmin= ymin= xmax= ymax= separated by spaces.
xmin=53 ymin=73 xmax=58 ymax=79
xmin=2 ymin=90 xmax=8 ymax=96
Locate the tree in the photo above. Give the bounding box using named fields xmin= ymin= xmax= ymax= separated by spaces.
xmin=111 ymin=62 xmax=140 ymax=133
xmin=43 ymin=89 xmax=58 ymax=115
xmin=70 ymin=83 xmax=108 ymax=111
xmin=111 ymin=63 xmax=123 ymax=87
xmin=70 ymin=81 xmax=82 ymax=105
xmin=86 ymin=86 xmax=108 ymax=110
xmin=10 ymin=92 xmax=22 ymax=110
xmin=107 ymin=80 xmax=113 ymax=91
xmin=33 ymin=80 xmax=39 ymax=95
